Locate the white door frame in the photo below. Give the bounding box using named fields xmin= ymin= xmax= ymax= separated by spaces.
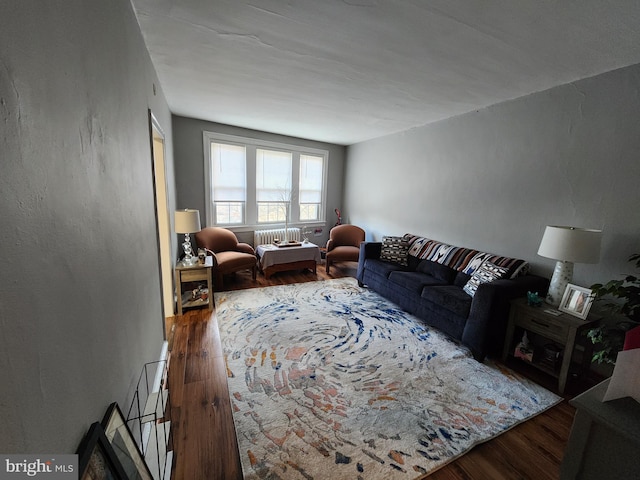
xmin=149 ymin=111 xmax=174 ymax=335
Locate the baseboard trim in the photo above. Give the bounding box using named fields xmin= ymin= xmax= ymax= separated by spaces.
xmin=153 ymin=341 xmax=169 ymax=392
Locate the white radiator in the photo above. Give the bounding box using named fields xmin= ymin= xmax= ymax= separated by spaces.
xmin=254 ymin=227 xmax=301 ymax=246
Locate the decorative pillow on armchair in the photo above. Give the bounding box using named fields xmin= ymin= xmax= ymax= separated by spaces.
xmin=463 ymin=260 xmax=509 ymax=297
xmin=380 ymin=236 xmax=409 ymax=266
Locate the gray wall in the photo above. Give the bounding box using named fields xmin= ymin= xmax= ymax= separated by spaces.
xmin=172 ymin=116 xmax=346 ymax=247
xmin=345 ymin=63 xmax=640 ymax=289
xmin=0 ymin=1 xmax=175 ymax=452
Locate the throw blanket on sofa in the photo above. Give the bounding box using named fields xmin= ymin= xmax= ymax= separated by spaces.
xmin=405 ymin=234 xmax=530 ymax=278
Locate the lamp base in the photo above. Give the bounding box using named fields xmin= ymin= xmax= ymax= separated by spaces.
xmin=180 ymin=255 xmax=198 ymax=267
xmin=545 ymin=260 xmax=573 ymax=307
xmin=180 ymin=235 xmax=198 ymax=267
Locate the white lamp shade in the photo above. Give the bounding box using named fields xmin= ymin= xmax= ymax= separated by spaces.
xmin=537 ymin=226 xmax=602 ymax=264
xmin=174 ymin=209 xmax=201 ymax=234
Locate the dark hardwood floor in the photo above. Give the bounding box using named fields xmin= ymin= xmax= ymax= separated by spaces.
xmin=167 ymin=262 xmax=589 ymax=479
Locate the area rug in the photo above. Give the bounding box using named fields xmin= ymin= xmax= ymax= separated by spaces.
xmin=215 ymin=278 xmax=561 ymax=480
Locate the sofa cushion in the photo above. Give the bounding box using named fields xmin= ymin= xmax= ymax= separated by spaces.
xmin=364 ymin=258 xmax=406 ymax=278
xmin=415 ymin=260 xmax=457 ymax=283
xmin=408 ymin=237 xmax=477 ymax=269
xmin=461 ymin=252 xmax=529 ymax=278
xmin=380 ymin=235 xmax=410 ymax=266
xmin=388 ymin=271 xmax=449 ymax=293
xmin=463 ymin=261 xmax=509 ymax=297
xmin=407 ymin=254 xmax=422 ymax=271
xmin=421 ymin=286 xmax=472 ymax=318
xmin=454 ymin=271 xmax=472 ymax=287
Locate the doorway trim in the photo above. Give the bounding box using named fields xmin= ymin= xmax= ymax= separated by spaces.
xmin=148 ymin=110 xmax=174 ymax=339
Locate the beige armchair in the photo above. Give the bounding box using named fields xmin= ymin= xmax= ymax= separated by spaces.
xmin=325 ymin=224 xmax=365 ymax=274
xmin=195 ymin=227 xmax=257 ymax=288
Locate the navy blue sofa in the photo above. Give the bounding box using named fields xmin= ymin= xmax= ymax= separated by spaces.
xmin=356 ymin=235 xmax=548 ymax=361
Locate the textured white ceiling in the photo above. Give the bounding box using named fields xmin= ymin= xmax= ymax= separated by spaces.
xmin=132 ymin=0 xmax=640 ymax=145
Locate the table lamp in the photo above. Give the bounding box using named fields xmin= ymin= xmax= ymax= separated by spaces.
xmin=537 ymin=225 xmax=602 ymax=307
xmin=175 ymin=209 xmax=201 ymax=266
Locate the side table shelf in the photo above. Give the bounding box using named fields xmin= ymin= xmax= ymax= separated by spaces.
xmin=502 ymin=298 xmax=600 ymax=394
xmin=127 ymin=360 xmax=173 ymax=480
xmin=175 ymin=256 xmax=213 ymax=315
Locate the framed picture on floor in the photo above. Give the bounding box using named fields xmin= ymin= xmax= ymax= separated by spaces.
xmin=76 ymin=422 xmax=128 ymax=480
xmin=102 ymin=402 xmax=153 ymax=480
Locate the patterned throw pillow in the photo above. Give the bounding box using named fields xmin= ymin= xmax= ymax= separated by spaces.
xmin=380 ymin=236 xmax=409 ymax=266
xmin=463 ymin=260 xmax=509 ymax=297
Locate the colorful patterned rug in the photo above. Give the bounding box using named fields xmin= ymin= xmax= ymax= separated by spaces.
xmin=215 ymin=278 xmax=561 ymax=479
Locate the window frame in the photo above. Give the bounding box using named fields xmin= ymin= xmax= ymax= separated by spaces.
xmin=209 ymin=142 xmax=247 ymax=225
xmin=203 ymin=131 xmax=328 ymax=231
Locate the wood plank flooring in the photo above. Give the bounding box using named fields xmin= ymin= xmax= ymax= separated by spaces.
xmin=167 ymin=262 xmax=587 ymax=479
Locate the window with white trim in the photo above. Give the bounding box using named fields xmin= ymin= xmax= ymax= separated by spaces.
xmin=211 ymin=143 xmax=246 ymax=224
xmin=299 ymin=154 xmax=324 ymax=221
xmin=256 ymin=149 xmax=292 ymax=223
xmin=204 ymin=132 xmax=328 ymax=228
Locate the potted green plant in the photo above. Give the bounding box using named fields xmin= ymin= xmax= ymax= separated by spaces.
xmin=587 ymin=253 xmax=640 ymax=364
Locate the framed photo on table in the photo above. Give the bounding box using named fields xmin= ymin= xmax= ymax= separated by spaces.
xmin=559 ymin=283 xmax=594 ymax=319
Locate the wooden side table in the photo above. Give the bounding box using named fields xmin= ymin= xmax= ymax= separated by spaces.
xmin=501 ymin=297 xmax=600 ymax=394
xmin=175 ymin=256 xmax=213 ymax=315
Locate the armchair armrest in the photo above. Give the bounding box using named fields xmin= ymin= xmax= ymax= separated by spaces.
xmin=236 ymin=242 xmax=256 ymax=255
xmin=208 ymin=252 xmax=220 ymax=268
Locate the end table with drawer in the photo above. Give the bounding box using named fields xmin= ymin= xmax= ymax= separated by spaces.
xmin=502 ymin=297 xmax=600 ymax=394
xmin=175 ymin=256 xmax=213 ymax=315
